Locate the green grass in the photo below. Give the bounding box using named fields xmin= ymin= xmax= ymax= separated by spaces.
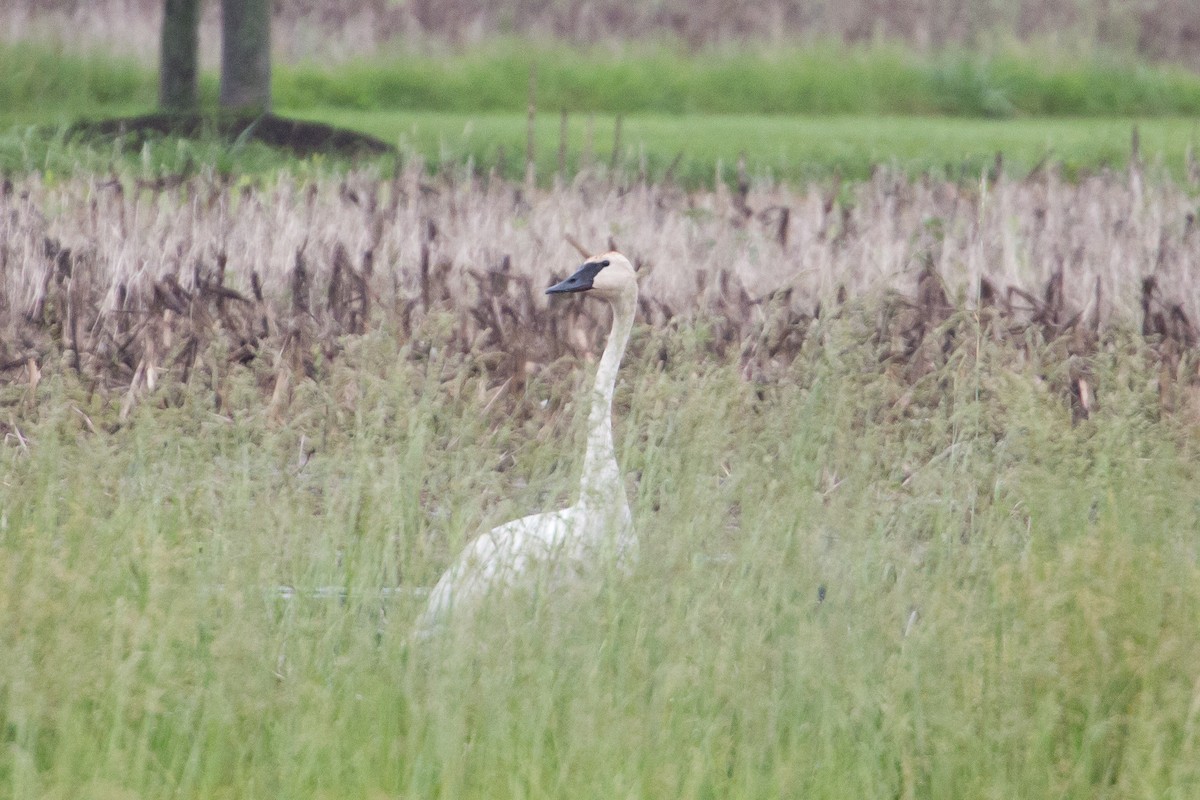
xmin=296 ymin=108 xmax=1200 ymax=183
xmin=4 ymin=39 xmax=1200 ymax=183
xmin=273 ymin=41 xmax=1200 ymax=118
xmin=2 ymin=111 xmax=1196 ymax=185
xmin=7 ymin=39 xmax=1200 ymax=118
xmin=3 ymin=315 xmax=1200 ymax=798
xmin=0 ymin=42 xmax=158 ymax=117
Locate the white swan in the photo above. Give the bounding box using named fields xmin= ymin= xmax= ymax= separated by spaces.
xmin=414 ymin=252 xmax=639 ymax=634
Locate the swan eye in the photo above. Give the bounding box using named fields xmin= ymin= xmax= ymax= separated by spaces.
xmin=599 ymin=260 xmax=610 ymax=267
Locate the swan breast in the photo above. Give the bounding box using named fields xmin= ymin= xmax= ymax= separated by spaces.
xmin=418 ymin=505 xmax=635 ymax=630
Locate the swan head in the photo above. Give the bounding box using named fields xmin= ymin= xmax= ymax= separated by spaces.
xmin=545 ymin=251 xmax=637 ymax=303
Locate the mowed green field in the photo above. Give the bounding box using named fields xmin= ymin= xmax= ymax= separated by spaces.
xmin=3 ymin=319 xmax=1200 ymax=798
xmin=295 ymin=109 xmax=1200 ymax=182
xmin=4 ymin=110 xmax=1197 ymax=184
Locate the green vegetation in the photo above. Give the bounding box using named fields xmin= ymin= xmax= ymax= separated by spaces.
xmin=3 ymin=315 xmax=1199 ymax=798
xmin=4 ymin=30 xmax=1200 ymax=796
xmin=1 ymin=110 xmax=1194 ymax=185
xmin=3 ymin=41 xmax=1200 ymax=184
xmin=6 ymin=40 xmax=1200 ymax=119
xmin=297 ymin=109 xmax=1199 ymax=183
xmin=273 ymin=41 xmax=1200 ymax=118
xmin=0 ymin=123 xmax=352 ymax=180
xmin=4 ymin=24 xmax=1200 ymax=800
xmin=0 ymin=42 xmax=165 ymax=120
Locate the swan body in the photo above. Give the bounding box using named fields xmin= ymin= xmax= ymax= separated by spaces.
xmin=414 ymin=252 xmax=639 ymax=634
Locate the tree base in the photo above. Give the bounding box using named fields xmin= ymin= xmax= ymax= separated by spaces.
xmin=68 ymin=112 xmax=395 ymax=157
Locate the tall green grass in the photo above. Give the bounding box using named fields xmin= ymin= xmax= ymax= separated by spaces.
xmin=2 ymin=315 xmax=1200 ymax=798
xmin=275 ymin=42 xmax=1200 ymax=117
xmin=0 ymin=41 xmax=159 ymax=117
xmin=5 ymin=40 xmax=1200 ymax=119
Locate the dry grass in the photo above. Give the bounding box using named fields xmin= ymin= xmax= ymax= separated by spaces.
xmin=6 ymin=0 xmax=1200 ymax=67
xmin=2 ymin=164 xmax=1199 ymax=425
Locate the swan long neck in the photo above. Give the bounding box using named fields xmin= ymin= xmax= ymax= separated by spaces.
xmin=578 ymin=291 xmax=635 ymax=511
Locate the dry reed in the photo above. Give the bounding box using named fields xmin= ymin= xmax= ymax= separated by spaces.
xmin=7 ymin=0 xmax=1200 ymax=67
xmin=1 ymin=164 xmax=1197 ymax=423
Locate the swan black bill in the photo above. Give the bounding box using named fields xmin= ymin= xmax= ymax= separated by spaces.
xmin=545 ymin=261 xmax=607 ymax=294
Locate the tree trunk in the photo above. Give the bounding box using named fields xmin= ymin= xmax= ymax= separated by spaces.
xmin=220 ymin=0 xmax=271 ymax=112
xmin=159 ymin=0 xmax=201 ymax=111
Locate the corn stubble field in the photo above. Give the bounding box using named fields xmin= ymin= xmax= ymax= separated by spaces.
xmin=3 ymin=163 xmax=1200 ymax=797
